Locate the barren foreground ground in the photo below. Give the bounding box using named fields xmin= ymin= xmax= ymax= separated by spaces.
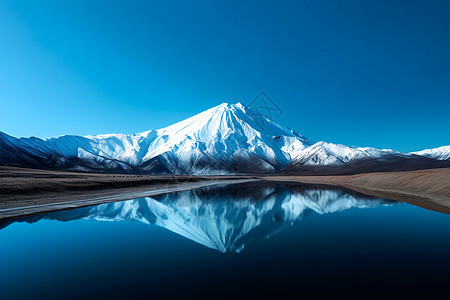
xmin=0 ymin=166 xmax=449 ymax=220
xmin=0 ymin=166 xmax=256 ymax=219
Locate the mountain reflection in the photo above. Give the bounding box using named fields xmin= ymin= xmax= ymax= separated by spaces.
xmin=2 ymin=183 xmax=394 ymax=253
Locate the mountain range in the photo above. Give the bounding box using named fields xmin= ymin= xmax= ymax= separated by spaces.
xmin=1 ymin=102 xmax=449 ymax=174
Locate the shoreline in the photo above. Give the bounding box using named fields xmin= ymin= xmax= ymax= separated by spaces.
xmin=0 ymin=166 xmax=257 ymax=209
xmin=0 ymin=178 xmax=258 ymax=221
xmin=264 ymin=168 xmax=450 ymax=215
xmin=1 ymin=166 xmax=449 ymax=221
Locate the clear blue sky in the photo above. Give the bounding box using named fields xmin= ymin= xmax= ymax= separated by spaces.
xmin=0 ymin=0 xmax=449 ymax=152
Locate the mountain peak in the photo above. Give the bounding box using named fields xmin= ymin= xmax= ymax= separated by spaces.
xmin=212 ymin=102 xmax=246 ymax=113
xmin=411 ymin=145 xmax=450 ymax=160
xmin=215 ymin=102 xmax=243 ymax=108
xmin=158 ymin=101 xmax=306 ymax=141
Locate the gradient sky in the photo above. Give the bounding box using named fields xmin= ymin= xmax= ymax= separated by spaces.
xmin=0 ymin=0 xmax=449 ymax=152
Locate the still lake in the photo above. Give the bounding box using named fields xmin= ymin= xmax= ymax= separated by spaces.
xmin=1 ymin=182 xmax=449 ymax=299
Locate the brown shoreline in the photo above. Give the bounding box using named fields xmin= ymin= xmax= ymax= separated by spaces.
xmin=1 ymin=166 xmax=449 ymax=221
xmin=264 ymin=168 xmax=450 ymax=215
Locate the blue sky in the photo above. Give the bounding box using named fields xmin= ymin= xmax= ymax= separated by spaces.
xmin=0 ymin=0 xmax=449 ymax=152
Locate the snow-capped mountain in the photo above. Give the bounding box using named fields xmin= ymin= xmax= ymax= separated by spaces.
xmin=2 ymin=183 xmax=394 ymax=252
xmin=0 ymin=103 xmax=311 ymax=173
xmin=0 ymin=102 xmax=449 ymax=174
xmin=290 ymin=141 xmax=406 ymax=166
xmin=411 ymin=146 xmax=450 ymax=161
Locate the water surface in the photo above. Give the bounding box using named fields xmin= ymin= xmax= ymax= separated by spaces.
xmin=1 ymin=182 xmax=449 ymax=298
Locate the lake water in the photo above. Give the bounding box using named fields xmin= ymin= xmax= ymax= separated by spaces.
xmin=1 ymin=182 xmax=449 ymax=299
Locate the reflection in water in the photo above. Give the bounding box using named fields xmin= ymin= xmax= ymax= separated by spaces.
xmin=2 ymin=183 xmax=394 ymax=253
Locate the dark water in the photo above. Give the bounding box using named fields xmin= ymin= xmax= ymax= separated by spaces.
xmin=0 ymin=183 xmax=449 ymax=299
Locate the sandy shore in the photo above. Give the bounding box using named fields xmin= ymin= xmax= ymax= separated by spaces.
xmin=265 ymin=168 xmax=450 ymax=214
